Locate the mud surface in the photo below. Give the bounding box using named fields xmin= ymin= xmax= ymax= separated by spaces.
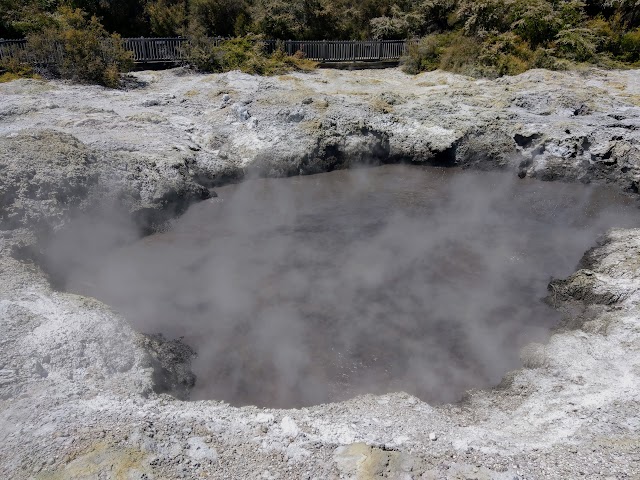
xmin=58 ymin=165 xmax=639 ymax=408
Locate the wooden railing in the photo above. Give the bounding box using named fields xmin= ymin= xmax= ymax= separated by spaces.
xmin=0 ymin=38 xmax=66 ymax=66
xmin=1 ymin=37 xmax=414 ymax=65
xmin=123 ymin=37 xmax=188 ymax=63
xmin=263 ymin=40 xmax=412 ymax=62
xmin=0 ymin=39 xmax=27 ymax=62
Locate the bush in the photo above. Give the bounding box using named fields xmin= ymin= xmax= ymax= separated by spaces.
xmin=370 ymin=5 xmax=424 ymax=39
xmin=145 ymin=0 xmax=188 ymax=36
xmin=0 ymin=56 xmax=37 ymax=83
xmin=402 ymin=31 xmax=529 ymax=77
xmin=25 ymin=7 xmax=133 ymax=87
xmin=585 ymin=17 xmax=619 ymax=54
xmin=454 ymin=0 xmax=511 ymax=35
xmin=401 ymin=34 xmax=451 ymax=73
xmin=184 ymin=34 xmax=317 ymax=75
xmin=509 ymin=0 xmax=561 ymax=48
xmin=413 ymin=0 xmax=458 ymax=33
xmin=555 ymin=27 xmax=599 ymax=61
xmin=606 ymin=0 xmax=640 ymax=29
xmin=439 ymin=32 xmax=484 ymax=75
xmin=189 ymin=0 xmax=248 ymax=37
xmin=620 ymin=28 xmax=640 ymax=62
xmin=476 ymin=32 xmax=535 ymax=76
xmin=402 ymin=0 xmax=635 ymax=78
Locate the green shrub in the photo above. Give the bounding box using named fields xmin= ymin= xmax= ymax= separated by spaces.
xmin=509 ymin=0 xmax=561 ymax=48
xmin=370 ymin=5 xmax=426 ymax=39
xmin=184 ymin=34 xmax=317 ymax=75
xmin=620 ymin=28 xmax=640 ymax=61
xmin=555 ymin=27 xmax=599 ymax=61
xmin=402 ymin=30 xmax=532 ymax=77
xmin=606 ymin=0 xmax=640 ymax=29
xmin=401 ymin=33 xmax=451 ymax=73
xmin=189 ymin=0 xmax=249 ymax=37
xmin=454 ymin=0 xmax=511 ymax=35
xmin=182 ymin=31 xmax=223 ymax=72
xmin=0 ymin=55 xmax=38 ymax=82
xmin=145 ymin=0 xmax=188 ymax=36
xmin=585 ymin=17 xmax=620 ymax=54
xmin=264 ymin=49 xmax=318 ymax=74
xmin=439 ymin=32 xmax=484 ymax=75
xmin=414 ymin=0 xmax=458 ymax=32
xmin=529 ymin=47 xmax=562 ymax=70
xmin=25 ymin=7 xmax=132 ymax=87
xmin=476 ymin=32 xmax=535 ymax=76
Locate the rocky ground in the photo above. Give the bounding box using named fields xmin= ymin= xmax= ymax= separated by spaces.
xmin=0 ymin=67 xmax=639 ymax=479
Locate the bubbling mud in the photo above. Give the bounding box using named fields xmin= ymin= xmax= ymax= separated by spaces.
xmin=53 ymin=165 xmax=638 ymax=408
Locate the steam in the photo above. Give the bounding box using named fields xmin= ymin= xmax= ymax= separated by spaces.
xmin=43 ymin=165 xmax=638 ymax=407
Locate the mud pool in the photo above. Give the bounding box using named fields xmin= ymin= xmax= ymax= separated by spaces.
xmin=55 ymin=165 xmax=638 ymax=408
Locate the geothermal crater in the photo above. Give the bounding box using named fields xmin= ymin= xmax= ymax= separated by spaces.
xmin=2 ymin=67 xmax=640 ymax=479
xmin=42 ymin=164 xmax=638 ymax=408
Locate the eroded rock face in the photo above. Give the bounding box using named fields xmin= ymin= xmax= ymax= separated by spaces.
xmin=0 ymin=68 xmax=639 ymax=479
xmin=0 ymin=130 xmax=96 ymax=232
xmin=0 ymin=130 xmax=210 ymax=235
xmin=139 ymin=334 xmax=196 ymax=401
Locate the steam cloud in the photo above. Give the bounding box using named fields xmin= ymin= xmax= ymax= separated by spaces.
xmin=43 ymin=165 xmax=638 ymax=408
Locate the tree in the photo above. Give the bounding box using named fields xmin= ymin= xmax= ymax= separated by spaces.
xmin=67 ymin=0 xmax=148 ymax=35
xmin=26 ymin=6 xmax=133 ymax=86
xmin=189 ymin=0 xmax=248 ymax=37
xmin=146 ymin=0 xmax=188 ymax=36
xmin=0 ymin=0 xmax=60 ymax=37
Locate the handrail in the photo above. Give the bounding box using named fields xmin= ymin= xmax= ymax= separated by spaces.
xmin=1 ymin=37 xmax=415 ymax=64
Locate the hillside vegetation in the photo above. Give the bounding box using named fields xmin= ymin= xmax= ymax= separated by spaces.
xmin=0 ymin=0 xmax=638 ymax=83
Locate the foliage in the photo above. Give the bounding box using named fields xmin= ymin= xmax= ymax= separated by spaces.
xmin=620 ymin=28 xmax=640 ymax=61
xmin=2 ymin=0 xmax=640 ymax=42
xmin=439 ymin=32 xmax=484 ymax=74
xmin=0 ymin=0 xmax=59 ymax=37
xmin=476 ymin=32 xmax=535 ymax=76
xmin=402 ymin=0 xmax=640 ymax=76
xmin=25 ymin=7 xmax=133 ymax=87
xmin=401 ymin=30 xmax=563 ymax=77
xmin=0 ymin=55 xmax=38 ymax=83
xmin=188 ymin=0 xmax=248 ymax=37
xmin=370 ymin=5 xmax=424 ymax=39
xmin=555 ymin=27 xmax=599 ymax=61
xmin=145 ymin=0 xmax=188 ymax=37
xmin=401 ymin=33 xmax=454 ymax=73
xmin=454 ymin=0 xmax=512 ymax=35
xmin=604 ymin=0 xmax=640 ymax=28
xmin=184 ymin=34 xmax=317 ymax=75
xmin=1 ymin=0 xmax=640 ymax=80
xmin=68 ymin=0 xmax=147 ymax=36
xmin=509 ymin=0 xmax=561 ymax=48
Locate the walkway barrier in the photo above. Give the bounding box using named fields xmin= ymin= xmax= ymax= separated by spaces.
xmin=0 ymin=39 xmax=27 ymax=62
xmin=1 ymin=38 xmax=67 ymax=66
xmin=263 ymin=40 xmax=412 ymax=62
xmin=1 ymin=37 xmax=416 ymax=65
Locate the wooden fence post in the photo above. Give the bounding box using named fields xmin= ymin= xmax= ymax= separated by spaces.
xmin=141 ymin=36 xmax=148 ymax=63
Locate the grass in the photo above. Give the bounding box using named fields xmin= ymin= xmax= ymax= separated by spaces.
xmin=0 ymin=72 xmax=25 ymax=83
